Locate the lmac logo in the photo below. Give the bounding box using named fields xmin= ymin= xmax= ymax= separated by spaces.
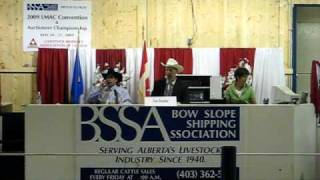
xmin=27 ymin=4 xmax=58 ymax=11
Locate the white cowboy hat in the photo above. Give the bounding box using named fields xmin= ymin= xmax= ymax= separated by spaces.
xmin=161 ymin=58 xmax=184 ymax=73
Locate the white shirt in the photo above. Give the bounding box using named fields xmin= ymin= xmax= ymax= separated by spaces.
xmin=87 ymin=85 xmax=132 ymax=104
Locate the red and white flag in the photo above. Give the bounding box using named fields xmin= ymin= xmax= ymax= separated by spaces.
xmin=137 ymin=41 xmax=150 ymax=104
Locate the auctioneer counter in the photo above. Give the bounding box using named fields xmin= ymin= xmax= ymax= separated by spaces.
xmin=25 ymin=104 xmax=317 ymax=180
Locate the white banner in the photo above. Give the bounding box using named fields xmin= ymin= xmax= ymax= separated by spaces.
xmin=23 ymin=0 xmax=91 ymax=51
xmin=76 ymin=106 xmax=241 ymax=179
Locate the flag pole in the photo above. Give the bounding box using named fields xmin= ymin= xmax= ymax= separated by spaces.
xmin=146 ymin=0 xmax=148 ymax=45
xmin=70 ymin=28 xmax=84 ymax=104
xmin=77 ymin=29 xmax=80 ymax=48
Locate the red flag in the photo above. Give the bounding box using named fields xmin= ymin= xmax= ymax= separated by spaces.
xmin=310 ymin=60 xmax=320 ymax=114
xmin=138 ymin=41 xmax=150 ymax=103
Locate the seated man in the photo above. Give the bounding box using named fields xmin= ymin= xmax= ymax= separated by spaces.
xmin=87 ymin=69 xmax=132 ymax=104
xmin=224 ymin=67 xmax=256 ymax=104
xmin=151 ymin=58 xmax=187 ymax=103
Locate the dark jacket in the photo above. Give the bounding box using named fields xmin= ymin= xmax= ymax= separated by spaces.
xmin=151 ymin=78 xmax=187 ymax=103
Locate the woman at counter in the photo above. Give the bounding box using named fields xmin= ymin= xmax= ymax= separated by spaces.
xmin=224 ymin=67 xmax=256 ymax=104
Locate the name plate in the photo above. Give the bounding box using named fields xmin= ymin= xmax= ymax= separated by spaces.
xmin=144 ymin=96 xmax=177 ymax=106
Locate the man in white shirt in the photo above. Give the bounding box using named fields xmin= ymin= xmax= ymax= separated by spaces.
xmin=87 ymin=69 xmax=132 ymax=104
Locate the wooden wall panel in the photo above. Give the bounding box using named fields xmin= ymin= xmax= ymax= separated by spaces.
xmin=92 ymin=0 xmax=143 ymax=48
xmin=0 ymin=0 xmax=35 ymax=69
xmin=182 ymin=0 xmax=280 ymax=47
xmin=279 ymin=0 xmax=291 ymax=71
xmin=147 ymin=0 xmax=193 ymax=47
xmin=0 ymin=74 xmax=36 ymax=111
xmin=0 ymin=0 xmax=36 ymax=111
xmin=294 ymin=0 xmax=320 ymax=4
xmin=1 ymin=0 xmax=320 ymax=111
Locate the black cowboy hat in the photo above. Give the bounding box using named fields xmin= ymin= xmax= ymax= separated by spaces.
xmin=102 ymin=69 xmax=123 ymax=82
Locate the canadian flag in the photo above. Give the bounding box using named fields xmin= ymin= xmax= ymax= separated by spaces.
xmin=137 ymin=41 xmax=150 ymax=104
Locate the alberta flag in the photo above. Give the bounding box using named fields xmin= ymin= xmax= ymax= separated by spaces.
xmin=71 ymin=48 xmax=84 ymax=104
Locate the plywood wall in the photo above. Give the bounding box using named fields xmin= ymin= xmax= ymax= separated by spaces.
xmin=0 ymin=0 xmax=37 ymax=111
xmin=0 ymin=0 xmax=319 ymax=111
xmin=92 ymin=0 xmax=145 ymax=48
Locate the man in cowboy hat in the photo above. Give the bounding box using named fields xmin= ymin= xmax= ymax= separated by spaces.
xmin=151 ymin=58 xmax=187 ymax=103
xmin=87 ymin=68 xmax=132 ymax=104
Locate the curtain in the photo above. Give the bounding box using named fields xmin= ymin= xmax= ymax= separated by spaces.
xmin=126 ymin=48 xmax=154 ymax=103
xmin=96 ymin=49 xmax=126 ymax=71
xmin=37 ymin=48 xmax=68 ymax=104
xmin=252 ymin=48 xmax=285 ymax=104
xmin=37 ymin=47 xmax=288 ymax=105
xmin=219 ymin=48 xmax=256 ymax=76
xmin=68 ymin=48 xmax=94 ymax=103
xmin=192 ymin=48 xmax=220 ymax=76
xmin=154 ymin=48 xmax=193 ymax=81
